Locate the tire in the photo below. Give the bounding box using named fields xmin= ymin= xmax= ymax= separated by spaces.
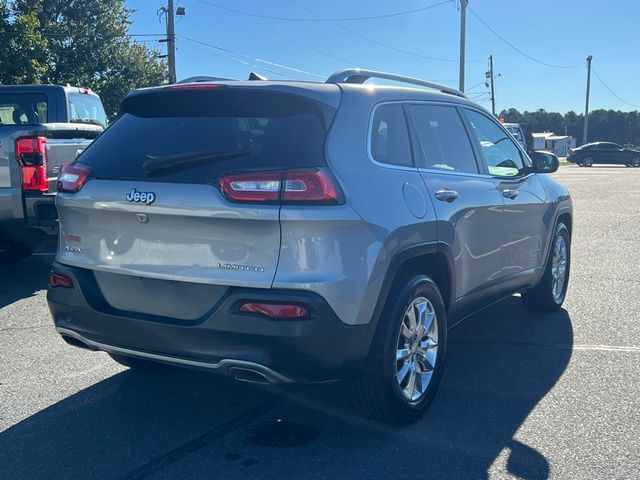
xmin=632 ymin=158 xmax=640 ymax=168
xmin=582 ymin=156 xmax=594 ymax=167
xmin=108 ymin=353 xmax=170 ymax=372
xmin=0 ymin=228 xmax=43 ymax=265
xmin=523 ymin=222 xmax=571 ymax=312
xmin=355 ymin=275 xmax=447 ymax=424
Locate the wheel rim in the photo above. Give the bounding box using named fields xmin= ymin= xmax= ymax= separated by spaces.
xmin=551 ymin=236 xmax=568 ymax=303
xmin=584 ymin=157 xmax=593 ymax=166
xmin=395 ymin=297 xmax=438 ymax=402
xmin=633 ymin=159 xmax=640 ymax=167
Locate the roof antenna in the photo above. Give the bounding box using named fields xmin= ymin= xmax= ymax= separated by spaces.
xmin=248 ymin=72 xmax=267 ymax=81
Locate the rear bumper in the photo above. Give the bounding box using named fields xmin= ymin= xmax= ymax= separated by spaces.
xmin=47 ymin=262 xmax=373 ymax=383
xmin=23 ymin=192 xmax=58 ymax=229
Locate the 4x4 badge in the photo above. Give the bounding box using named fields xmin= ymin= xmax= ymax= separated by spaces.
xmin=126 ymin=188 xmax=156 ymax=205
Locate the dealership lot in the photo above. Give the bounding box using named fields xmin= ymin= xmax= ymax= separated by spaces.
xmin=1 ymin=165 xmax=639 ymax=479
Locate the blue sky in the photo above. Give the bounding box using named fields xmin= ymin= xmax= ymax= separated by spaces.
xmin=127 ymin=0 xmax=640 ymax=113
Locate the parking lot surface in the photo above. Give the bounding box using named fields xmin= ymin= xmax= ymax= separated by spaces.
xmin=1 ymin=165 xmax=639 ymax=479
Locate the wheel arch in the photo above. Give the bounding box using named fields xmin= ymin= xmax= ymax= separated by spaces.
xmin=363 ymin=242 xmax=455 ymax=359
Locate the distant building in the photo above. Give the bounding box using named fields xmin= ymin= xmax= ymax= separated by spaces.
xmin=544 ymin=135 xmax=577 ymax=156
xmin=531 ymin=132 xmax=577 ymax=156
xmin=532 ymin=132 xmax=554 ymax=150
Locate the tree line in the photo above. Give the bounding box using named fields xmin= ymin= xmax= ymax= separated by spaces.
xmin=499 ymin=108 xmax=639 ymax=146
xmin=0 ymin=0 xmax=166 ymax=120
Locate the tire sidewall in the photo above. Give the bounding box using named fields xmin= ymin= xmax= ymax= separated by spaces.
xmin=383 ymin=276 xmax=447 ymax=414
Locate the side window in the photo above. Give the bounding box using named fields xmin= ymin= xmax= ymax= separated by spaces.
xmin=406 ymin=104 xmax=478 ymax=173
xmin=464 ymin=109 xmax=527 ymax=177
xmin=370 ymin=104 xmax=413 ymax=167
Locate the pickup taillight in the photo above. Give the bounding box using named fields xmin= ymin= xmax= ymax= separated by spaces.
xmin=218 ymin=168 xmax=343 ymax=205
xmin=16 ymin=136 xmax=48 ymax=192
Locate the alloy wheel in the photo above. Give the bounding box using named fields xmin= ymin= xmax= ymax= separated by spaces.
xmin=395 ymin=297 xmax=438 ymax=402
xmin=551 ymin=235 xmax=568 ymax=303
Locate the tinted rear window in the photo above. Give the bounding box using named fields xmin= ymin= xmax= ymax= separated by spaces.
xmin=0 ymin=93 xmax=48 ymax=125
xmin=68 ymin=93 xmax=107 ymax=128
xmin=78 ymin=88 xmax=334 ymax=183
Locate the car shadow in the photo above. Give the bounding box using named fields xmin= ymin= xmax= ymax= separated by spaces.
xmin=0 ymin=296 xmax=572 ymax=480
xmin=0 ymin=254 xmax=53 ymax=309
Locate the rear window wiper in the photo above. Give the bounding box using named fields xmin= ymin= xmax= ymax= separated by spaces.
xmin=142 ymin=149 xmax=250 ymax=175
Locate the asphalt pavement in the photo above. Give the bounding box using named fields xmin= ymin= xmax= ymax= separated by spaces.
xmin=1 ymin=164 xmax=639 ymax=479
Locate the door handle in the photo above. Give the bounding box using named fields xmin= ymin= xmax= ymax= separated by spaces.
xmin=502 ymin=189 xmax=519 ymax=199
xmin=435 ymin=189 xmax=459 ymax=203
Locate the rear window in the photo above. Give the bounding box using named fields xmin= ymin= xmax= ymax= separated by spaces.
xmin=370 ymin=104 xmax=413 ymax=167
xmin=0 ymin=93 xmax=48 ymax=125
xmin=78 ymin=88 xmax=334 ymax=183
xmin=68 ymin=93 xmax=107 ymax=128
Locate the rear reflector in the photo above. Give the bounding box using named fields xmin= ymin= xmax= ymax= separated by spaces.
xmin=219 ymin=169 xmax=342 ymax=205
xmin=57 ymin=164 xmax=91 ymax=193
xmin=240 ymin=303 xmax=309 ymax=319
xmin=49 ymin=272 xmax=73 ymax=288
xmin=16 ymin=137 xmax=48 ymax=192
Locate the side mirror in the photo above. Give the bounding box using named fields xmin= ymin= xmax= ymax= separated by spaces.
xmin=530 ymin=150 xmax=559 ymax=174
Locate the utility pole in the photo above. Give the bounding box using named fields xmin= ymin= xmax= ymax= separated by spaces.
xmin=489 ymin=55 xmax=496 ymax=116
xmin=166 ymin=0 xmax=176 ymax=84
xmin=459 ymin=0 xmax=468 ymax=92
xmin=582 ymin=55 xmax=593 ymax=145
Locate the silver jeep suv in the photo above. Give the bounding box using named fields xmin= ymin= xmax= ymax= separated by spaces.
xmin=47 ymin=69 xmax=572 ymax=424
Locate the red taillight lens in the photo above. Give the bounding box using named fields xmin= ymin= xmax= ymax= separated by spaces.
xmin=283 ymin=170 xmax=340 ymax=203
xmin=219 ymin=169 xmax=342 ymax=205
xmin=240 ymin=302 xmax=309 ymax=319
xmin=16 ymin=137 xmax=48 ymax=192
xmin=49 ymin=272 xmax=73 ymax=288
xmin=165 ymin=84 xmax=226 ymax=90
xmin=57 ymin=164 xmax=90 ymax=193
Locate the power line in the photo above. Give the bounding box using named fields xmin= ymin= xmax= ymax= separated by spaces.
xmin=215 ymin=8 xmax=357 ymax=66
xmin=294 ymin=2 xmax=482 ymax=64
xmin=196 ymin=0 xmax=454 ymax=22
xmin=592 ymin=67 xmax=640 ymax=108
xmin=465 ymin=79 xmax=487 ymax=91
xmin=177 ymin=35 xmax=326 ymax=78
xmin=180 ymin=38 xmax=288 ymax=78
xmin=467 ymin=7 xmax=580 ymax=69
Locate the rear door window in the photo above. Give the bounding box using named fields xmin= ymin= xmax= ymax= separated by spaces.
xmin=370 ymin=104 xmax=413 ymax=167
xmin=68 ymin=93 xmax=107 ymax=128
xmin=0 ymin=93 xmax=48 ymax=125
xmin=406 ymin=104 xmax=479 ymax=174
xmin=77 ymin=88 xmax=335 ymax=183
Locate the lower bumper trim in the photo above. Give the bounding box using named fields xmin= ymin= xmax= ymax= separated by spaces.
xmin=56 ymin=327 xmax=293 ymax=384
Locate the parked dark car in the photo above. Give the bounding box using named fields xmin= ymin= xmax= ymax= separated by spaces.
xmin=567 ymin=142 xmax=640 ymax=167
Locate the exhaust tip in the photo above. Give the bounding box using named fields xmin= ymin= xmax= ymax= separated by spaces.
xmin=229 ymin=367 xmax=274 ymax=384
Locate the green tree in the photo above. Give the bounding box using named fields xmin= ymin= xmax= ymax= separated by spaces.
xmin=0 ymin=0 xmax=166 ymax=119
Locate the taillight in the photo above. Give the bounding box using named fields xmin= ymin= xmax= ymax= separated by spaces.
xmin=57 ymin=164 xmax=91 ymax=193
xmin=49 ymin=272 xmax=73 ymax=288
xmin=219 ymin=169 xmax=343 ymax=205
xmin=240 ymin=302 xmax=309 ymax=319
xmin=219 ymin=171 xmax=282 ymax=203
xmin=16 ymin=136 xmax=48 ymax=192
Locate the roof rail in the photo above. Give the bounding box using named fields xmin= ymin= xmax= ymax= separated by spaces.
xmin=326 ymin=68 xmax=466 ymax=99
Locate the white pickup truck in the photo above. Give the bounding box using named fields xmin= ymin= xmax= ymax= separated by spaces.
xmin=0 ymin=85 xmax=105 ymax=264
